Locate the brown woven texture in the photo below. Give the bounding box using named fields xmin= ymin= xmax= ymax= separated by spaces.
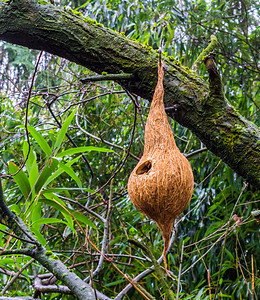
xmin=128 ymin=62 xmax=194 ymax=272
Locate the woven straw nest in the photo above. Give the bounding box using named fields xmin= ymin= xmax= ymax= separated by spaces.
xmin=128 ymin=62 xmax=194 ymax=271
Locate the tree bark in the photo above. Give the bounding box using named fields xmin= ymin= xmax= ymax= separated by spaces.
xmin=0 ymin=0 xmax=259 ymax=188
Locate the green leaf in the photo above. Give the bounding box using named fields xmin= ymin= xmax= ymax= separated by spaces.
xmin=40 ymin=194 xmax=75 ymax=234
xmin=194 ymin=287 xmax=205 ymax=299
xmin=35 ymin=158 xmax=59 ymax=193
xmin=43 ymin=155 xmax=81 ymax=188
xmin=53 ymin=108 xmax=77 ymax=155
xmin=72 ymin=211 xmax=96 ymax=229
xmin=31 ymin=227 xmax=48 ymax=248
xmin=9 ymin=161 xmax=31 ymax=199
xmin=9 ymin=204 xmax=20 ymax=214
xmin=0 ymin=258 xmax=23 ymax=266
xmin=56 ymin=146 xmax=113 ymax=157
xmin=23 ymin=142 xmax=39 ymax=194
xmin=32 ymin=217 xmax=68 ymax=226
xmin=42 ymin=187 xmax=95 ymax=193
xmin=31 ymin=202 xmax=42 ymax=231
xmin=59 ymin=163 xmax=82 ymax=188
xmin=28 ymin=125 xmax=52 ymax=156
xmin=224 ymin=248 xmax=234 ymax=260
xmin=40 ymin=194 xmax=96 ymax=229
xmin=104 ymin=279 xmax=125 ymax=287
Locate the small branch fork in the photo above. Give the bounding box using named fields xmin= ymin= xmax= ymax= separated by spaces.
xmin=204 ymin=55 xmax=225 ymax=101
xmin=192 ymin=35 xmax=227 ymax=111
xmin=1 ymin=259 xmax=35 ymax=295
xmin=191 ymin=35 xmax=218 ymax=72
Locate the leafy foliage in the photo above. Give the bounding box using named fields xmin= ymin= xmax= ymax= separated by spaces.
xmin=0 ymin=0 xmax=259 ymax=299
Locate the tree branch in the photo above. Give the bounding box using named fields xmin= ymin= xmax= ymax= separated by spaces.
xmin=0 ymin=0 xmax=259 ymax=188
xmin=191 ymin=35 xmax=218 ymax=72
xmin=1 ymin=259 xmax=35 ymax=295
xmin=0 ymin=180 xmax=104 ymax=300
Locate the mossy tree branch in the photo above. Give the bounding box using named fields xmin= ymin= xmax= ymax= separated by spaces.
xmin=0 ymin=0 xmax=259 ymax=188
xmin=191 ymin=35 xmax=218 ymax=72
xmin=0 ymin=180 xmax=96 ymax=300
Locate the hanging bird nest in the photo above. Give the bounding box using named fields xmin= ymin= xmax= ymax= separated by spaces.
xmin=128 ymin=61 xmax=194 ymax=273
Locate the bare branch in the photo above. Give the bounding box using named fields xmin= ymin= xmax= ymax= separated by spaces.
xmin=2 ymin=259 xmax=35 ymax=295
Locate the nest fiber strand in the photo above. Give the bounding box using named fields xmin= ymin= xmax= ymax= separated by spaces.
xmin=128 ymin=62 xmax=194 ymax=273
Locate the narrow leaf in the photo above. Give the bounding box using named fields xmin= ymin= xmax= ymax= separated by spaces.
xmin=56 ymin=146 xmax=113 ymax=157
xmin=35 ymin=158 xmax=59 ymax=193
xmin=53 ymin=108 xmax=77 ymax=155
xmin=32 ymin=218 xmax=68 ymax=226
xmin=9 ymin=162 xmax=31 ymax=199
xmin=28 ymin=125 xmax=52 ymax=156
xmin=40 ymin=194 xmax=75 ymax=234
xmin=71 ymin=211 xmax=96 ymax=229
xmin=42 ymin=187 xmax=96 ymax=193
xmin=40 ymin=195 xmax=96 ymax=229
xmin=60 ymin=163 xmax=82 ymax=188
xmin=43 ymin=155 xmax=81 ymax=188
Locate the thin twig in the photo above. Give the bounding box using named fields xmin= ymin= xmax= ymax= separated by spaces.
xmin=208 ymin=269 xmax=212 ymax=300
xmin=85 ymin=179 xmax=114 ymax=282
xmin=53 ymin=193 xmax=106 ymax=223
xmin=81 ymin=73 xmax=134 ymax=83
xmin=185 ymin=147 xmax=208 ymax=159
xmin=177 ymin=241 xmax=184 ymax=300
xmin=78 ymin=92 xmax=138 ymax=201
xmin=0 ymin=267 xmax=27 ymax=280
xmin=46 ymin=103 xmax=94 ymax=191
xmin=1 ymin=258 xmax=35 ymax=294
xmin=75 ymin=108 xmax=139 ymax=160
xmin=0 ymin=229 xmax=38 ymax=245
xmin=135 ymin=96 xmax=146 ymax=131
xmin=251 ymin=254 xmax=255 ymax=300
xmin=62 ymin=90 xmax=126 ymax=113
xmin=2 ymin=51 xmax=43 ymax=178
xmin=214 ymin=182 xmax=248 ymax=299
xmin=195 ymin=160 xmax=221 ymax=187
xmin=238 ymin=199 xmax=260 ymax=206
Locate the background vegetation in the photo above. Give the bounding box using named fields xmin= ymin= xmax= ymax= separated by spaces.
xmin=0 ymin=0 xmax=259 ymax=299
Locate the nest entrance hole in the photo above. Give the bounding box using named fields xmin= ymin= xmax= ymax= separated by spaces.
xmin=136 ymin=160 xmax=152 ymax=175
